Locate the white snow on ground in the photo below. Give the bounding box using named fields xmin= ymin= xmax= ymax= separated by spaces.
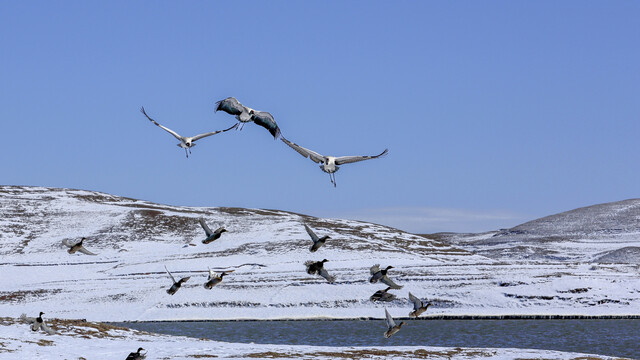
xmin=0 ymin=317 xmax=631 ymax=360
xmin=1 ymin=186 xmax=639 ymax=322
xmin=1 ymin=186 xmax=639 ymax=359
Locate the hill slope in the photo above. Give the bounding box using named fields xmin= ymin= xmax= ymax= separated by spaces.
xmin=1 ymin=186 xmax=638 ymax=321
xmin=429 ymin=199 xmax=640 ymax=262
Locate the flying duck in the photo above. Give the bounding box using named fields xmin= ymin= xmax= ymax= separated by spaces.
xmin=369 ymin=264 xmax=402 ymax=289
xmin=20 ymin=312 xmax=55 ymax=335
xmin=199 ymin=218 xmax=227 ymax=244
xmin=304 ymin=259 xmax=335 ymax=283
xmin=203 ymin=268 xmax=233 ymax=289
xmin=281 ymin=137 xmax=388 ymax=187
xmin=370 ymin=287 xmax=396 ymax=302
xmin=214 ymin=97 xmax=281 ymax=139
xmin=141 ymin=106 xmax=238 ymax=158
xmin=408 ymin=292 xmax=431 ymax=317
xmin=62 ymin=237 xmax=97 ymax=255
xmin=304 ymin=224 xmax=329 ymax=252
xmin=126 ymin=347 xmax=147 ymax=360
xmin=383 ymin=308 xmax=405 ymax=338
xmin=165 ymin=266 xmax=190 ymax=295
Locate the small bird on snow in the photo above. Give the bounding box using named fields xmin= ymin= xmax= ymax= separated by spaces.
xmin=126 ymin=347 xmax=147 ymax=360
xmin=20 ymin=312 xmax=55 ymax=335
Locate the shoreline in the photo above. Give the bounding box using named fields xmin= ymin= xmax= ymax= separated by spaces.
xmin=110 ymin=314 xmax=640 ymax=323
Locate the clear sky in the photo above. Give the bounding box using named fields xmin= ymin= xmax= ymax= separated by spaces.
xmin=1 ymin=1 xmax=638 ymax=233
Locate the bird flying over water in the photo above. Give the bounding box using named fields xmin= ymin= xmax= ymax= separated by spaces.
xmin=141 ymin=106 xmax=237 ymax=158
xmin=383 ymin=308 xmax=405 ymax=338
xmin=165 ymin=266 xmax=190 ymax=295
xmin=281 ymin=137 xmax=388 ymax=187
xmin=304 ymin=224 xmax=329 ymax=252
xmin=408 ymin=292 xmax=431 ymax=318
xmin=62 ymin=237 xmax=97 ymax=255
xmin=215 ymin=97 xmax=281 ymax=139
xmin=199 ymin=218 xmax=227 ymax=244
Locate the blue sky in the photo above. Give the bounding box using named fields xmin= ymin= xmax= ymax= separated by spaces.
xmin=1 ymin=1 xmax=638 ymax=233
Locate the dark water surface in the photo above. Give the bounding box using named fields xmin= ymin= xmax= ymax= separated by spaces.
xmin=113 ymin=319 xmax=639 ymax=359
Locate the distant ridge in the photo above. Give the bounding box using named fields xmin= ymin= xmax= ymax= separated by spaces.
xmin=427 ymin=199 xmax=640 ymax=263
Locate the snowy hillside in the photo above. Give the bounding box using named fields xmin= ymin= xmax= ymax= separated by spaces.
xmin=1 ymin=186 xmax=639 ymax=322
xmin=429 ymin=199 xmax=640 ymax=263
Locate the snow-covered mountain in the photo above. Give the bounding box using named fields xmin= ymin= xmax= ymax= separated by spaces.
xmin=428 ymin=199 xmax=640 ymax=263
xmin=1 ymin=186 xmax=638 ymax=321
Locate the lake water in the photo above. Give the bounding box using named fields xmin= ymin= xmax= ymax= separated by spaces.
xmin=114 ymin=319 xmax=639 ymax=359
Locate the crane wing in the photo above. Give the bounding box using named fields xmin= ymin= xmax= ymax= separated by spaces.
xmin=192 ymin=123 xmax=238 ymax=141
xmin=334 ymin=149 xmax=388 ymax=165
xmin=141 ymin=107 xmax=183 ymax=141
xmin=281 ymin=137 xmax=325 ymax=164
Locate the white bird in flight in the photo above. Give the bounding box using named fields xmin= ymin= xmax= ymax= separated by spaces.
xmin=281 ymin=137 xmax=388 ymax=187
xmin=140 ymin=106 xmax=237 ymax=158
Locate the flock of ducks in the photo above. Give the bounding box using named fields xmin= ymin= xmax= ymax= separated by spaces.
xmin=23 ymin=216 xmax=431 ymax=355
xmin=142 ymin=97 xmax=389 ymax=186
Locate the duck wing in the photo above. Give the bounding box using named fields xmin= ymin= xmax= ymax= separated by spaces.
xmin=40 ymin=321 xmax=55 ymax=335
xmin=334 ymin=149 xmax=388 ymax=165
xmin=381 ymin=275 xmax=402 ymax=289
xmin=77 ymin=246 xmax=97 ymax=256
xmin=304 ymin=224 xmax=319 ymax=243
xmin=408 ymin=292 xmax=423 ymax=311
xmin=369 ymin=264 xmax=381 ymax=275
xmin=61 ymin=239 xmax=75 ymax=248
xmin=199 ymin=218 xmax=214 ymax=237
xmin=164 ymin=266 xmax=177 ymax=284
xmin=213 ymin=227 xmax=226 ymax=235
xmin=384 ymin=308 xmax=396 ymax=328
xmin=281 ymin=137 xmax=325 ymax=164
xmin=19 ymin=314 xmax=36 ymax=324
xmin=318 ymin=267 xmax=335 ymax=283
